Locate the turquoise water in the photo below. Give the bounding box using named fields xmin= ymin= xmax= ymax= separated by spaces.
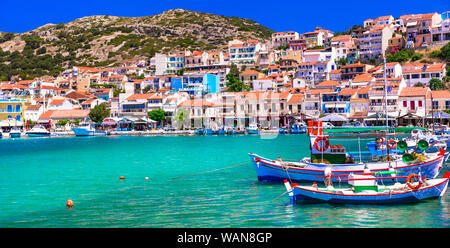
xmin=0 ymin=134 xmax=449 ymax=228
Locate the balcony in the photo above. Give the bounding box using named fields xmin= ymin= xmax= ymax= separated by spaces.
xmin=369 ymin=105 xmax=398 ymax=112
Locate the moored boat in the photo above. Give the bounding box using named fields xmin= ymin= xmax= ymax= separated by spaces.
xmin=72 ymin=124 xmax=107 ymax=136
xmin=26 ymin=125 xmax=50 ymax=137
xmin=195 ymin=128 xmax=204 ymax=135
xmin=9 ymin=127 xmax=21 ymax=138
xmin=290 ymin=123 xmax=306 ymax=134
xmin=246 ymin=124 xmax=259 ymax=134
xmin=284 ymin=171 xmax=450 ymax=205
xmin=249 ymin=121 xmax=447 ymax=183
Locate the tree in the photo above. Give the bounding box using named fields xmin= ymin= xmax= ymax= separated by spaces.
xmin=143 ymin=85 xmax=153 ymax=93
xmin=429 ymin=78 xmax=444 ymax=91
xmin=413 ymin=82 xmax=424 ymax=87
xmin=174 ymin=108 xmax=189 ymax=130
xmin=225 ymin=73 xmax=250 ymax=92
xmin=89 ymin=103 xmax=110 ymax=123
xmin=57 ymin=119 xmax=69 ymax=126
xmin=337 ymin=57 xmax=347 ymax=66
xmin=73 ymin=118 xmax=80 ymax=127
xmin=148 ymin=109 xmax=165 ymax=125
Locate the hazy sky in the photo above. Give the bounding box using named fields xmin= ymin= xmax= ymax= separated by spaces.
xmin=0 ymin=0 xmax=448 ymax=34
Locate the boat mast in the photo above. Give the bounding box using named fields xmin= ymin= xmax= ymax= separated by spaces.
xmin=383 ymin=56 xmax=390 ymax=162
xmin=383 ymin=56 xmax=388 ymax=129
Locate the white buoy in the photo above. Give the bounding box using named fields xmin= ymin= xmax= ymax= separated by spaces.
xmin=145 ymin=177 xmax=149 ymax=180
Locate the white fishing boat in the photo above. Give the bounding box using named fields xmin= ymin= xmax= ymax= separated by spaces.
xmin=72 ymin=123 xmax=107 ymax=136
xmin=9 ymin=127 xmax=21 ymax=138
xmin=26 ymin=125 xmax=50 ymax=137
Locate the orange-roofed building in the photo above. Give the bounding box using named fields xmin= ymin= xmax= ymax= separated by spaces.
xmin=340 ymin=63 xmax=374 ymax=80
xmin=398 ymin=87 xmax=432 ymax=121
xmin=402 ymin=63 xmax=447 ymax=87
xmin=272 ymin=31 xmax=299 ymax=49
xmin=349 ymin=86 xmax=371 ymax=120
xmin=239 ymin=70 xmax=264 ymax=88
xmin=287 ymin=93 xmax=304 ymax=115
xmin=359 ymin=24 xmax=393 ymax=61
xmin=314 ymin=80 xmax=341 ymax=89
xmin=430 ymin=90 xmax=450 ymax=113
xmin=351 ymin=73 xmax=375 ymax=88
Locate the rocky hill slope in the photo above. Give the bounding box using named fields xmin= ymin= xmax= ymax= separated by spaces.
xmin=0 ymin=9 xmax=274 ymax=80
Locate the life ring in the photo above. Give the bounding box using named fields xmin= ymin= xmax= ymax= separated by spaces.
xmin=376 ymin=137 xmax=385 ymax=144
xmin=387 ymin=140 xmax=397 ymax=149
xmin=406 ymin=174 xmax=422 ymax=190
xmin=314 ymin=136 xmax=330 ymax=152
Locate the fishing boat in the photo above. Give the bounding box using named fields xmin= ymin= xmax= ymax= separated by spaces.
xmin=217 ymin=128 xmax=226 ymax=135
xmin=233 ymin=128 xmax=245 ymax=135
xmin=204 ymin=129 xmax=215 ymax=135
xmin=9 ymin=127 xmax=21 ymax=138
xmin=72 ymin=123 xmax=107 ymax=136
xmin=366 ymin=129 xmax=447 ymax=157
xmin=279 ymin=127 xmax=288 ymax=134
xmin=284 ymin=170 xmax=449 ymax=204
xmin=246 ymin=124 xmax=259 ymax=134
xmin=195 ymin=128 xmax=204 ymax=135
xmin=26 ymin=125 xmax=50 ymax=137
xmin=290 ymin=123 xmax=306 ymax=134
xmin=248 ymin=120 xmax=447 ymax=183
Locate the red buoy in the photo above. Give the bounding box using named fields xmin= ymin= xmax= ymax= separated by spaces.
xmin=66 ymin=199 xmax=73 ymax=208
xmin=119 ymin=176 xmax=125 ymax=180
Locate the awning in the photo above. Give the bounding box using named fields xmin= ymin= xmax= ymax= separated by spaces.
xmin=425 ymin=112 xmax=450 ymax=119
xmin=365 ymin=113 xmax=397 ymax=121
xmin=319 ymin=114 xmax=348 ymax=122
xmin=0 ymin=120 xmax=24 ymax=127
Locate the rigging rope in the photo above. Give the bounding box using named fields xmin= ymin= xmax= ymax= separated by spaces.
xmin=170 ymin=161 xmax=250 ymax=180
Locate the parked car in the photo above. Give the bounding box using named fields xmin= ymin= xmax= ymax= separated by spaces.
xmin=342 ymin=122 xmax=361 ymax=127
xmin=164 ymin=125 xmax=176 ymax=131
xmin=322 ymin=122 xmax=335 ymax=128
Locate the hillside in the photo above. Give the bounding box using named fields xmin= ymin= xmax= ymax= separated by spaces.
xmin=0 ymin=9 xmax=274 ymax=80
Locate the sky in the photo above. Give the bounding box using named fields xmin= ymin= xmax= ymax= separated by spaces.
xmin=0 ymin=0 xmax=449 ymax=34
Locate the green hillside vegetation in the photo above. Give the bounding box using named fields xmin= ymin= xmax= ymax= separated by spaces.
xmin=0 ymin=9 xmax=274 ymax=80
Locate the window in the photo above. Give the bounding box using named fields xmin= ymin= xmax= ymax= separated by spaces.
xmin=403 ymin=101 xmax=407 ymax=107
xmin=446 ymin=101 xmax=450 ymax=109
xmin=15 ymin=104 xmax=21 ymax=112
xmin=16 ymin=115 xmax=21 ymax=121
xmin=418 ymin=101 xmax=422 ymax=107
xmin=7 ymin=105 xmax=12 ymax=112
xmin=432 ymin=101 xmax=439 ymax=110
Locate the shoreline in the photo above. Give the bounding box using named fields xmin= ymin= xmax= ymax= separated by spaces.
xmin=0 ymin=129 xmax=282 ymax=138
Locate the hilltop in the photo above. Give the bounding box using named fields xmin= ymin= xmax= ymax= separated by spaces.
xmin=0 ymin=9 xmax=274 ymax=80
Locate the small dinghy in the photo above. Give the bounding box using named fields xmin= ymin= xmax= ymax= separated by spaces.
xmin=284 ymin=170 xmax=450 ymax=205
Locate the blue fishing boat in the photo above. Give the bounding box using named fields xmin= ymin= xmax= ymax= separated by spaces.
xmin=195 ymin=128 xmax=204 ymax=135
xmin=249 ymin=121 xmax=447 ymax=183
xmin=217 ymin=128 xmax=226 ymax=135
xmin=72 ymin=124 xmax=107 ymax=136
xmin=204 ymin=129 xmax=215 ymax=135
xmin=284 ymin=171 xmax=450 ymax=204
xmin=246 ymin=124 xmax=259 ymax=135
xmin=233 ymin=129 xmax=245 ymax=135
xmin=279 ymin=127 xmax=288 ymax=134
xmin=290 ymin=123 xmax=306 ymax=134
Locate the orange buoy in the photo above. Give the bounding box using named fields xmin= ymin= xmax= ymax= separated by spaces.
xmin=66 ymin=199 xmax=73 ymax=208
xmin=119 ymin=176 xmax=125 ymax=180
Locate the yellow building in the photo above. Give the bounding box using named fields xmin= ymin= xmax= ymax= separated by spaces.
xmin=0 ymin=98 xmax=27 ymax=122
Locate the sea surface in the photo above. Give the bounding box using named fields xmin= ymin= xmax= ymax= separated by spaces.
xmin=0 ymin=134 xmax=449 ymax=228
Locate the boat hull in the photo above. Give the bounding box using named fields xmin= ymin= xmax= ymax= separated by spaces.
xmin=73 ymin=128 xmax=107 ymax=136
xmin=248 ymin=153 xmax=445 ymax=183
xmin=247 ymin=129 xmax=259 ymax=134
xmin=27 ymin=132 xmax=50 ymax=137
xmin=288 ymin=176 xmax=449 ymax=205
xmin=9 ymin=133 xmax=21 ymax=138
